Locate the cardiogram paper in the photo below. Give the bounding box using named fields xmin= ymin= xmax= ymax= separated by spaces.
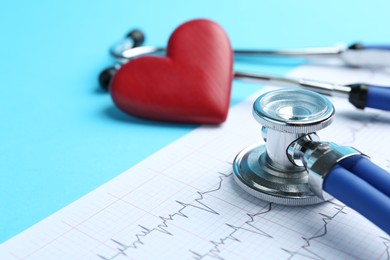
xmin=1 ymin=65 xmax=390 ymax=259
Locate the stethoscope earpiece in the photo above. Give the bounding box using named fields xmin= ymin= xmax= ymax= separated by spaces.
xmin=126 ymin=29 xmax=145 ymax=48
xmin=98 ymin=66 xmax=118 ymax=91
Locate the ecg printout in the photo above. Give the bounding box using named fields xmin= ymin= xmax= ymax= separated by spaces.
xmin=1 ymin=65 xmax=390 ymax=259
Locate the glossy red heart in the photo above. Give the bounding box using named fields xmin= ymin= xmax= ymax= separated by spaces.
xmin=110 ymin=19 xmax=233 ymax=124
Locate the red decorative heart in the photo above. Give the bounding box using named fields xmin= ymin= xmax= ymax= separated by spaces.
xmin=110 ymin=19 xmax=233 ymax=124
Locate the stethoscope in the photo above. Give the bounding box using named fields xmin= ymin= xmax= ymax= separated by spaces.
xmin=233 ymin=88 xmax=390 ymax=235
xmin=99 ymin=30 xmax=390 ymax=234
xmin=99 ymin=30 xmax=390 ymax=112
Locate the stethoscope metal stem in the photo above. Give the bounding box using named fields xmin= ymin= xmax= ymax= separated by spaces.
xmin=234 ymin=71 xmax=351 ymax=98
xmin=233 ymin=46 xmax=342 ymax=58
xmin=111 ymin=45 xmax=342 ymax=63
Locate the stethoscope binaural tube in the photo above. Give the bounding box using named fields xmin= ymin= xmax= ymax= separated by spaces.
xmin=101 ymin=37 xmax=390 ymax=113
xmin=110 ymin=31 xmax=390 ymax=68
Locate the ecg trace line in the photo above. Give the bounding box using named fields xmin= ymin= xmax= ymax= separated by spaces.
xmin=97 ymin=171 xmax=233 ymax=259
xmin=189 ymin=203 xmax=273 ymax=260
xmin=299 ymin=207 xmax=345 ymax=260
xmin=378 ymin=237 xmax=390 ymax=260
xmin=6 ymin=167 xmax=164 ymax=259
xmin=282 ymin=204 xmax=346 ymax=260
xmin=105 ymin=190 xmax=212 ymax=244
xmin=105 ymin=168 xmax=257 ymax=245
xmin=285 ymin=203 xmax=389 ymax=260
xmin=158 ymin=169 xmax=257 ymax=214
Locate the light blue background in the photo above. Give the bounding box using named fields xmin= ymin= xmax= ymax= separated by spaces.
xmin=1 ymin=0 xmax=389 ymax=243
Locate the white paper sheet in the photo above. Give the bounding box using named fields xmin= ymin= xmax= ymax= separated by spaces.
xmin=1 ymin=65 xmax=390 ymax=259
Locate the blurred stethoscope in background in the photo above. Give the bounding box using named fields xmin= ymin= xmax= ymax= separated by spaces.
xmin=99 ymin=29 xmax=390 ymax=112
xmin=98 ymin=28 xmax=390 ymax=235
xmin=110 ymin=30 xmax=390 ymax=67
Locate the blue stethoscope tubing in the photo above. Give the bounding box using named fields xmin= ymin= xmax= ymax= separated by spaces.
xmin=234 ymin=72 xmax=390 ymax=112
xmin=325 ymin=155 xmax=390 ymax=234
xmin=365 ymin=86 xmax=390 ymax=111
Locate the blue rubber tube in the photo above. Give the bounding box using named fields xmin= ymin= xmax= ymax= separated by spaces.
xmin=323 ymin=165 xmax=390 ymax=234
xmin=364 ymin=44 xmax=390 ymax=51
xmin=366 ymin=85 xmax=390 ymax=111
xmin=339 ymin=156 xmax=390 ymax=197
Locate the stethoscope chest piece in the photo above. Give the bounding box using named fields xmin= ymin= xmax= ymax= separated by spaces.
xmin=233 ymin=89 xmax=335 ymax=206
